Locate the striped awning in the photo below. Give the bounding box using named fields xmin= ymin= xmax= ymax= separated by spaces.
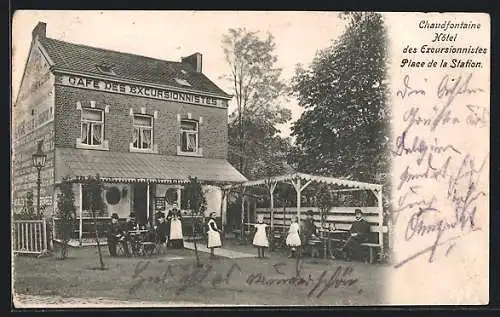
xmin=54 ymin=147 xmax=247 ymax=185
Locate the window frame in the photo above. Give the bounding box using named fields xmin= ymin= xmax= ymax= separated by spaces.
xmin=131 ymin=113 xmax=154 ymax=150
xmin=179 ymin=119 xmax=199 ymax=154
xmin=80 ymin=107 xmax=105 ymax=146
xmin=76 ymin=107 xmax=109 ymax=151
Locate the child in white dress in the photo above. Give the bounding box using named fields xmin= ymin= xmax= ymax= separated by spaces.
xmin=207 ymin=212 xmax=222 ymax=258
xmin=252 ymin=215 xmax=269 ymax=258
xmin=286 ymin=216 xmax=302 ymax=258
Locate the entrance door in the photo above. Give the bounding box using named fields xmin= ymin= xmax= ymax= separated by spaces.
xmin=133 ymin=183 xmax=148 ymax=225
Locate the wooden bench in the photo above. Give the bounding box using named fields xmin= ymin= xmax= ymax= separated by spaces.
xmin=256 ymin=206 xmax=387 ymax=263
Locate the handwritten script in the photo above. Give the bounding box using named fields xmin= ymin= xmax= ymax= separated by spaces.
xmin=392 ymin=72 xmax=488 ymax=268
xmin=128 ymin=259 xmax=358 ymax=299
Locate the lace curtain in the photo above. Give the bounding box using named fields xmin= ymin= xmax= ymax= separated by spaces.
xmin=133 ymin=128 xmax=139 ymax=147
xmin=81 ymin=122 xmax=89 ymax=144
xmin=92 ymin=124 xmax=102 ymax=145
xmin=187 ymin=133 xmax=196 ymax=151
xmin=142 ymin=129 xmax=151 ymax=149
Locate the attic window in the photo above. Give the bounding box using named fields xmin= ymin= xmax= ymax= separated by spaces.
xmin=174 ymin=78 xmax=192 ymax=87
xmin=96 ymin=64 xmax=116 ymax=75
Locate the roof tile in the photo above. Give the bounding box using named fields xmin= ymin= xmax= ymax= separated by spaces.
xmin=39 ymin=37 xmax=231 ymax=98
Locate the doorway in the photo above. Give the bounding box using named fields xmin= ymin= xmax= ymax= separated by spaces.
xmin=133 ymin=183 xmax=148 ymax=225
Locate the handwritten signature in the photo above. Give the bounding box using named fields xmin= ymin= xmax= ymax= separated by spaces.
xmin=393 ymin=71 xmax=487 ymax=268
xmin=400 ymin=73 xmax=484 ymax=134
xmin=393 ymin=185 xmax=438 ymax=224
xmin=397 ymin=153 xmax=451 ymax=191
xmin=396 ymin=74 xmax=426 ymax=99
xmin=128 ymin=260 xmax=358 ymax=299
xmin=394 ymin=154 xmax=487 ymax=268
xmin=437 ymin=73 xmax=485 ymax=106
xmin=392 ymin=131 xmax=461 ymax=165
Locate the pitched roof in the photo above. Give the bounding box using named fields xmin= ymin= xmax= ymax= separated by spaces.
xmin=39 ymin=37 xmax=231 ymax=98
xmin=55 ymin=148 xmax=247 ymax=185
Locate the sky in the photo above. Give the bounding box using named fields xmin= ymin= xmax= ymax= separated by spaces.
xmin=12 ymin=11 xmax=347 ymax=137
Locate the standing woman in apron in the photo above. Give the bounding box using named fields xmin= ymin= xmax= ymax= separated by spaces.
xmin=207 ymin=212 xmax=222 ymax=258
xmin=167 ymin=203 xmax=184 ymax=248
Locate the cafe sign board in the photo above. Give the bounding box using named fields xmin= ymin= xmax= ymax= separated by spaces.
xmin=57 ymin=74 xmax=228 ymax=108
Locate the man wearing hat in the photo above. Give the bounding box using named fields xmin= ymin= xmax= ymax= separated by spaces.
xmin=301 ymin=210 xmax=319 ymax=257
xmin=126 ymin=212 xmax=138 ymax=231
xmin=155 ymin=212 xmax=169 ymax=255
xmin=107 ymin=213 xmax=130 ymax=257
xmin=337 ymin=208 xmax=370 ymax=261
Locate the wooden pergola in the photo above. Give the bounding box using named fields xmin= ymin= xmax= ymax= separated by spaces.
xmin=224 ymin=172 xmax=383 ymax=233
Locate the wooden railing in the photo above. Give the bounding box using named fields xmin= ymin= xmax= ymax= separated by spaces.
xmin=13 ymin=219 xmax=48 ymax=255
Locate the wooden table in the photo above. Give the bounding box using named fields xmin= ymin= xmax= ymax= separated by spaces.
xmin=129 ymin=230 xmax=150 ymax=235
xmin=319 ymin=229 xmax=349 ymax=259
xmin=128 ymin=230 xmax=154 ymax=256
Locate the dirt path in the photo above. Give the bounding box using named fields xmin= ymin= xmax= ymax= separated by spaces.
xmin=13 ymin=294 xmax=205 ymax=308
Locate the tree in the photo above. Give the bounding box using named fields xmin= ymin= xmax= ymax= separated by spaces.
xmin=315 ymin=185 xmax=334 ymax=229
xmin=82 ymin=174 xmax=107 ymax=270
xmin=183 ymin=176 xmax=207 ymax=267
xmin=290 ymin=12 xmax=390 ymax=190
xmin=222 ymin=28 xmax=292 ymax=179
xmin=55 ymin=177 xmax=76 ymax=259
xmin=247 ymin=134 xmax=295 ymax=179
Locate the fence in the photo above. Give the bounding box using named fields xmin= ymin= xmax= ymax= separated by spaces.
xmin=255 ymin=206 xmax=383 ymax=229
xmin=13 ymin=219 xmax=48 ymax=255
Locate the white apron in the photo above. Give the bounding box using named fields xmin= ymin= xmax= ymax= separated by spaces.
xmin=169 ymin=218 xmax=183 ymax=240
xmin=207 ymin=218 xmax=222 ymax=249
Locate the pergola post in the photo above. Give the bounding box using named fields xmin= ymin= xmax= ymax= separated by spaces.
xmin=266 ymin=180 xmax=277 ymax=232
xmin=247 ymin=199 xmax=250 ymax=227
xmin=219 ymin=188 xmax=228 ymax=242
xmin=290 ymin=177 xmax=313 ymax=222
xmin=377 ymin=187 xmax=384 ymax=254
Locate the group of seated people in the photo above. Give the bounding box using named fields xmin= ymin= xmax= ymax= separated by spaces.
xmin=288 ymin=209 xmax=371 ymax=261
xmin=106 ymin=203 xmax=185 ymax=257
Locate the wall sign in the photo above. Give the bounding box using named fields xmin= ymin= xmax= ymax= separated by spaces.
xmin=57 ymin=74 xmax=228 ymax=108
xmin=155 ymin=197 xmax=166 ymax=211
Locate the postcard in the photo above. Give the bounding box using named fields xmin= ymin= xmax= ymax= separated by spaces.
xmin=11 ymin=11 xmax=490 ymax=307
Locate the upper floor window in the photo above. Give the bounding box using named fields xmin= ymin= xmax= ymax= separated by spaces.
xmin=180 ymin=120 xmax=198 ymax=153
xmin=132 ymin=114 xmax=153 ymax=150
xmin=81 ymin=108 xmax=104 ymax=146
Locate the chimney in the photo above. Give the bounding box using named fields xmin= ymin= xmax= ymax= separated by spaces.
xmin=181 ymin=52 xmax=202 ymax=73
xmin=32 ymin=21 xmax=47 ymax=40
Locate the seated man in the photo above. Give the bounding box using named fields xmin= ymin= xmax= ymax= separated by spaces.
xmin=107 ymin=213 xmax=130 ymax=257
xmin=301 ymin=210 xmax=321 ymax=258
xmin=124 ymin=212 xmax=140 ymax=255
xmin=335 ymin=209 xmax=370 ymax=261
xmin=126 ymin=212 xmax=138 ymax=231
